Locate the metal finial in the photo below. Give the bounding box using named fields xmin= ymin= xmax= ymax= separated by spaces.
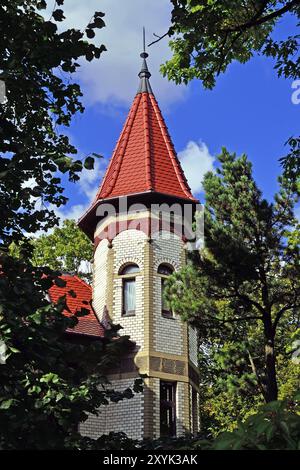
xmin=137 ymin=26 xmax=152 ymax=94
xmin=141 ymin=26 xmax=148 ymax=59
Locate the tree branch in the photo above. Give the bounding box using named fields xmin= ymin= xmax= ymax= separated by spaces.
xmin=204 ymin=312 xmax=262 ymax=325
xmin=247 ymin=349 xmax=266 ymax=400
xmin=223 ymin=0 xmax=300 ymax=33
xmin=234 ymin=288 xmax=266 ymax=316
xmin=273 ymin=302 xmax=300 ymax=332
xmin=148 ymin=31 xmax=170 ymax=47
xmin=217 ymin=30 xmax=244 ymax=75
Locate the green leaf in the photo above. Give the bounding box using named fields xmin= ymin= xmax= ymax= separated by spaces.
xmin=53 ymin=9 xmax=65 ymax=22
xmin=0 ymin=399 xmax=14 ymax=409
xmin=86 ymin=29 xmax=95 ymax=39
xmin=91 ymin=17 xmax=105 ymax=29
xmin=84 ymin=156 xmax=94 ymax=170
xmin=8 ymin=346 xmax=20 ymax=354
xmin=54 ymin=277 xmax=67 ymax=288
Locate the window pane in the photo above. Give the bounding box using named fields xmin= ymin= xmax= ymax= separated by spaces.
xmin=160 ymin=381 xmax=176 ymax=437
xmin=158 ymin=264 xmax=173 ymax=276
xmin=120 ymin=264 xmax=139 ymax=275
xmin=161 ymin=382 xmax=174 ymax=401
xmin=161 ymin=278 xmax=172 ymax=317
xmin=123 ymin=279 xmax=136 ymax=313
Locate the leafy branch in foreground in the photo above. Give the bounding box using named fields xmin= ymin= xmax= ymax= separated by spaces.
xmin=0 ymin=1 xmax=136 ymax=449
xmin=156 ymin=0 xmax=300 ymax=178
xmin=0 ymin=253 xmax=140 ymax=449
xmin=160 ymin=0 xmax=299 ymax=88
xmin=0 ymin=0 xmax=106 ymax=245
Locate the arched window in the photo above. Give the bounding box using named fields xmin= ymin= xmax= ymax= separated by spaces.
xmin=119 ymin=263 xmax=140 ymax=316
xmin=157 ymin=263 xmax=174 ymax=318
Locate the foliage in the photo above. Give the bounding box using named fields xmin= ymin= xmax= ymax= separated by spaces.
xmin=159 ymin=0 xmax=300 ymax=177
xmin=166 ymin=148 xmax=300 ymax=404
xmin=31 ymin=219 xmax=93 ymax=281
xmin=0 ymin=0 xmax=106 ymax=244
xmin=281 ymin=136 xmax=300 ymax=182
xmin=198 ymin=315 xmax=300 ymax=435
xmin=211 ymin=394 xmax=300 ymax=450
xmin=0 ymin=0 xmax=135 ymax=449
xmin=162 ymin=1 xmax=299 ymax=87
xmin=0 ymin=253 xmax=141 ymax=449
xmin=82 ymin=393 xmax=300 ymax=450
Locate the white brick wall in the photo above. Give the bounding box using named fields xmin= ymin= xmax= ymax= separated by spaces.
xmin=113 ymin=229 xmax=146 ymax=272
xmin=152 ymin=231 xmax=184 ymax=356
xmin=189 ymin=384 xmax=200 ymax=434
xmin=176 ymin=382 xmax=187 ymax=436
xmin=112 ymin=229 xmax=147 ymax=350
xmin=80 ymin=378 xmax=144 ymax=440
xmin=93 ymin=238 xmax=109 ymax=322
xmin=151 ymin=378 xmax=160 ymax=439
xmin=90 ymin=221 xmax=198 ymax=440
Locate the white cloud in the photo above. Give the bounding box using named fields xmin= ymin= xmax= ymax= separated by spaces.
xmin=26 ymin=153 xmax=107 ymax=234
xmin=77 ymin=157 xmax=107 ymax=201
xmin=55 ymin=0 xmax=188 ymax=109
xmin=54 ymin=156 xmax=107 ymax=223
xmin=178 ymin=141 xmax=215 ymax=194
xmin=54 ymin=203 xmax=88 ymax=224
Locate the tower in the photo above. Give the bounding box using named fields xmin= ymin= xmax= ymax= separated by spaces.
xmin=78 ymin=45 xmax=200 ymax=440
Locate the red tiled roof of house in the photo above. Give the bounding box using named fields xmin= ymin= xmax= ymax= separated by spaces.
xmin=48 ymin=275 xmax=104 ymax=338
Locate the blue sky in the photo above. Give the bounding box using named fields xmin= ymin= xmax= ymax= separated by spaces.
xmin=53 ymin=0 xmax=299 ymax=222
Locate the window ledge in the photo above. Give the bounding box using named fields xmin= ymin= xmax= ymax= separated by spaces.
xmin=162 ymin=312 xmax=175 ymax=319
xmin=122 ymin=312 xmax=136 ymax=318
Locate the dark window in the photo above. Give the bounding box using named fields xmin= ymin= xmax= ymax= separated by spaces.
xmin=192 ymin=388 xmax=198 ymax=434
xmin=120 ymin=264 xmax=139 ymax=316
xmin=158 ymin=264 xmax=174 ymax=317
xmin=158 ymin=211 xmax=175 ymax=232
xmin=158 ymin=264 xmax=173 ymax=276
xmin=160 ymin=381 xmax=176 ymax=437
xmin=161 ymin=278 xmax=172 ymax=317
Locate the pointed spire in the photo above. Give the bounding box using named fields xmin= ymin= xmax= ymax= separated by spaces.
xmin=137 ymin=27 xmax=153 ymax=94
xmin=78 ymin=34 xmax=197 ymax=238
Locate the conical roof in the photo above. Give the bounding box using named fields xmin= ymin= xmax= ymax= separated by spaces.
xmin=79 ymin=52 xmax=196 ymax=238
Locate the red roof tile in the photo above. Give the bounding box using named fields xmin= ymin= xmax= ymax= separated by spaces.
xmin=78 ymin=56 xmax=197 ymax=238
xmin=95 ymin=92 xmax=195 ymax=201
xmin=48 ymin=275 xmax=104 ymax=338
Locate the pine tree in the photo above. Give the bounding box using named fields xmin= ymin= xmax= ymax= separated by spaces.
xmin=167 ymin=148 xmax=300 ymax=403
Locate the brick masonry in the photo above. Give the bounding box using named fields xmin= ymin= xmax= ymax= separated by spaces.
xmin=152 ymin=231 xmax=184 ymax=356
xmin=93 ymin=238 xmax=109 ymax=322
xmin=80 ymin=378 xmax=143 ymax=440
xmin=113 ymin=229 xmax=147 ymax=349
xmin=86 ymin=222 xmax=200 ymax=440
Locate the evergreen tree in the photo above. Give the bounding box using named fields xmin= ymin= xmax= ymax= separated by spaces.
xmin=166 ymin=149 xmax=300 ymax=403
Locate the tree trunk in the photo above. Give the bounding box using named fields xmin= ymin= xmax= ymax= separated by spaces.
xmin=264 ymin=333 xmax=278 ymax=402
